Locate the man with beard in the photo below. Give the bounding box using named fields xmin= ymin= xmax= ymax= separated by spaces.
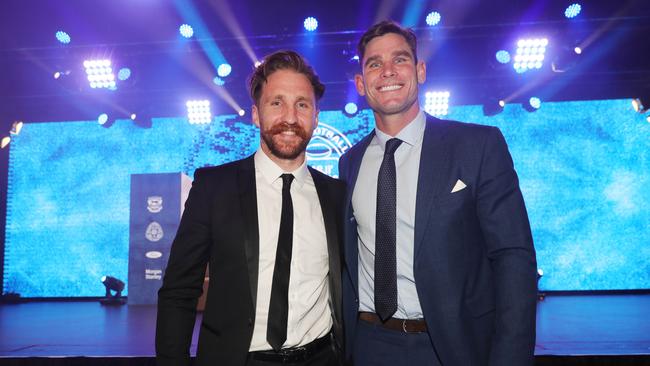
xmin=157 ymin=50 xmax=345 ymax=366
xmin=339 ymin=21 xmax=537 ymax=365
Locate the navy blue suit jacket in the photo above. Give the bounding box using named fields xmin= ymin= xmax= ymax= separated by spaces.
xmin=338 ymin=116 xmax=537 ymax=366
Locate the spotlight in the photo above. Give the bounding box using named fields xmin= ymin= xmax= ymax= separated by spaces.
xmin=179 ymin=24 xmax=194 ymax=38
xmin=54 ymin=71 xmax=61 ymax=79
xmin=513 ymin=38 xmax=548 ymax=73
xmin=83 ymin=59 xmax=116 ymax=89
xmin=304 ymin=17 xmax=318 ymax=32
xmin=574 ymin=47 xmax=582 ymax=55
xmin=55 ymin=31 xmax=71 ymax=44
xmin=186 ymin=100 xmax=212 ymax=124
xmin=10 ymin=121 xmax=23 ymax=135
xmin=632 ymin=98 xmax=648 ymax=113
xmin=238 ymin=109 xmax=246 ymax=117
xmin=1 ymin=136 xmax=10 ymax=149
xmin=424 ymin=91 xmax=450 ymax=116
xmin=524 ymin=97 xmax=542 ymax=112
xmin=212 ymin=76 xmax=225 ymax=86
xmin=425 ymin=11 xmax=441 ymax=26
xmin=100 ymin=276 xmax=126 ymax=305
xmin=97 ymin=113 xmax=109 ymax=125
xmin=495 ymin=50 xmax=511 ymax=64
xmin=344 ymin=102 xmax=358 ymax=115
xmin=130 ymin=113 xmax=137 ymax=120
xmin=117 ymin=68 xmax=131 ymax=81
xmin=217 ymin=63 xmax=232 ymax=77
xmin=564 ymin=3 xmax=582 ymax=18
xmin=483 ymin=98 xmax=505 ymax=116
xmin=254 ymin=61 xmax=262 ymax=68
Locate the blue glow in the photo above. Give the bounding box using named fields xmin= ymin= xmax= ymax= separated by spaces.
xmin=4 ymin=100 xmax=650 ymax=296
xmin=179 ymin=24 xmax=194 ymax=38
xmin=212 ymin=76 xmax=225 ymax=86
xmin=304 ymin=17 xmax=318 ymax=32
xmin=529 ymin=97 xmax=542 ymax=109
xmin=217 ymin=63 xmax=232 ymax=77
xmin=55 ymin=31 xmax=71 ymax=44
xmin=425 ymin=11 xmax=441 ymax=26
xmin=97 ymin=113 xmax=108 ymax=125
xmin=495 ymin=50 xmax=511 ymax=64
xmin=565 ymin=3 xmax=582 ymax=18
xmin=344 ymin=102 xmax=358 ymax=115
xmin=117 ymin=68 xmax=131 ymax=81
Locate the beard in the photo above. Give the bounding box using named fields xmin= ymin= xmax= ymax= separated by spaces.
xmin=260 ymin=122 xmax=312 ymax=160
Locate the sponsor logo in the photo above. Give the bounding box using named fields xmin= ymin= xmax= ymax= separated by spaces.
xmin=146 ymin=251 xmax=163 ymax=259
xmin=147 ymin=196 xmax=163 ymax=213
xmin=145 ymin=269 xmax=163 ymax=280
xmin=145 ymin=221 xmax=164 ymax=242
xmin=307 ymin=122 xmax=353 ymax=178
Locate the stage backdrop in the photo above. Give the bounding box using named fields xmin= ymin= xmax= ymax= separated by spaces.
xmin=3 ymin=99 xmax=649 ymax=297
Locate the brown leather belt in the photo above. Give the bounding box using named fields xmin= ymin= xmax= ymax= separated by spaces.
xmin=359 ymin=312 xmax=428 ymax=333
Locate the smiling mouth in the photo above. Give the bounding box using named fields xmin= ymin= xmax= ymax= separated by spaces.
xmin=378 ymin=84 xmax=403 ymax=92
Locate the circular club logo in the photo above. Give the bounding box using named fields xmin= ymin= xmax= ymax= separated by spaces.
xmin=307 ymin=122 xmax=352 ymax=178
xmin=145 ymin=221 xmax=164 ymax=242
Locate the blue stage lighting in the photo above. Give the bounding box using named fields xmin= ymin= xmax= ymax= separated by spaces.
xmin=55 ymin=31 xmax=71 ymax=44
xmin=212 ymin=76 xmax=225 ymax=86
xmin=117 ymin=68 xmax=131 ymax=81
xmin=83 ymin=59 xmax=116 ymax=89
xmin=304 ymin=17 xmax=318 ymax=32
xmin=565 ymin=3 xmax=582 ymax=18
xmin=344 ymin=102 xmax=358 ymax=115
xmin=179 ymin=24 xmax=194 ymax=38
xmin=495 ymin=50 xmax=511 ymax=64
xmin=529 ymin=97 xmax=542 ymax=109
xmin=186 ymin=100 xmax=212 ymax=124
xmin=513 ymin=38 xmax=548 ymax=73
xmin=217 ymin=63 xmax=232 ymax=77
xmin=424 ymin=91 xmax=450 ymax=116
xmin=98 ymin=113 xmax=109 ymax=125
xmin=425 ymin=12 xmax=441 ymax=26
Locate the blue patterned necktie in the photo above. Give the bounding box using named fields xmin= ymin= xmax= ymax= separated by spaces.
xmin=375 ymin=138 xmax=402 ymax=321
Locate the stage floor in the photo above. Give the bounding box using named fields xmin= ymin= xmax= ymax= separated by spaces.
xmin=1 ymin=293 xmax=649 ymax=358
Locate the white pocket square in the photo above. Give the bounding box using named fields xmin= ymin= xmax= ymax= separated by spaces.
xmin=451 ymin=179 xmax=466 ymax=193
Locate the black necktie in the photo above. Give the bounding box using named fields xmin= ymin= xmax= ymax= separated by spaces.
xmin=375 ymin=138 xmax=402 ymax=322
xmin=267 ymin=173 xmax=294 ymax=351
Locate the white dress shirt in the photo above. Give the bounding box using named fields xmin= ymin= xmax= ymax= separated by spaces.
xmin=352 ymin=111 xmax=426 ymax=319
xmin=249 ymin=149 xmax=332 ymax=351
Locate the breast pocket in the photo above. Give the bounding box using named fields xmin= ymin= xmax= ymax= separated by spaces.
xmin=434 ymin=186 xmax=473 ymax=213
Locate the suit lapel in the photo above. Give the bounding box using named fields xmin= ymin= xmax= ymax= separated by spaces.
xmin=414 ymin=117 xmax=451 ymax=258
xmin=310 ymin=167 xmax=344 ymax=344
xmin=342 ymin=132 xmax=375 ymax=293
xmin=237 ymin=155 xmax=260 ymax=309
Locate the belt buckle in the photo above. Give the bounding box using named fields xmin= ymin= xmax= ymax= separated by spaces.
xmin=401 ymin=319 xmax=408 ymax=333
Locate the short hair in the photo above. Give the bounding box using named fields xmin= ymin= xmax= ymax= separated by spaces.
xmin=357 ymin=20 xmax=418 ymax=64
xmin=248 ymin=50 xmax=325 ymax=105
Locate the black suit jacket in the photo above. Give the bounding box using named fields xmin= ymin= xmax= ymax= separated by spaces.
xmin=156 ymin=155 xmax=345 ymax=366
xmin=339 ymin=116 xmax=538 ymax=365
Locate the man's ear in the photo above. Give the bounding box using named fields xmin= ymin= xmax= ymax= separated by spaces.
xmin=252 ymin=104 xmax=260 ymax=128
xmin=354 ymin=74 xmax=366 ymax=96
xmin=416 ymin=61 xmax=426 ymax=84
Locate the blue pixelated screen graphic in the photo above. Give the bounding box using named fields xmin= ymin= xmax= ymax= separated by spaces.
xmin=3 ymin=99 xmax=649 ymax=296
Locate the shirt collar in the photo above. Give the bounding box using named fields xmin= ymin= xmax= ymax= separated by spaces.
xmin=254 ymin=148 xmax=309 ymax=188
xmin=374 ymin=110 xmax=426 ymax=150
